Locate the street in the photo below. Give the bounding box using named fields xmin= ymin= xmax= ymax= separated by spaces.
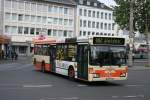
xmin=0 ymin=57 xmax=150 ymax=100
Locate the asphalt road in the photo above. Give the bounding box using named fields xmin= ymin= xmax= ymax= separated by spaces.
xmin=0 ymin=57 xmax=150 ymax=100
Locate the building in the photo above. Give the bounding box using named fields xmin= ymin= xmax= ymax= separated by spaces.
xmin=1 ymin=0 xmax=76 ymax=56
xmin=75 ymin=0 xmax=116 ymax=37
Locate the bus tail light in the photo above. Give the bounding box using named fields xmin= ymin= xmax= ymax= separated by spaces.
xmin=88 ymin=68 xmax=94 ymax=74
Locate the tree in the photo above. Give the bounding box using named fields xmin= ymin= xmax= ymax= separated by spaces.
xmin=114 ymin=0 xmax=150 ymax=67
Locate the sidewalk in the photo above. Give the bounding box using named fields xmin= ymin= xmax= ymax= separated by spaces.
xmin=0 ymin=56 xmax=32 ymax=64
xmin=128 ymin=59 xmax=150 ymax=70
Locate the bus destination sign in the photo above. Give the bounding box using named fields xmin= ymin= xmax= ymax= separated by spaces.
xmin=93 ymin=37 xmax=125 ymax=45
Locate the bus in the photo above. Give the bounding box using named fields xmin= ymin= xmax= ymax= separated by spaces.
xmin=32 ymin=36 xmax=128 ymax=81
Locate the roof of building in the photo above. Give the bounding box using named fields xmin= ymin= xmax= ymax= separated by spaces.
xmin=42 ymin=0 xmax=76 ymax=6
xmin=75 ymin=0 xmax=112 ymax=10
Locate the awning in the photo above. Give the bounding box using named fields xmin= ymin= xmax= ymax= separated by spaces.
xmin=0 ymin=35 xmax=11 ymax=44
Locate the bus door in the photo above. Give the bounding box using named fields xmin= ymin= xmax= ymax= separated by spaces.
xmin=50 ymin=45 xmax=56 ymax=72
xmin=77 ymin=45 xmax=88 ymax=80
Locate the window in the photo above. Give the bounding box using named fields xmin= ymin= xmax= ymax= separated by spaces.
xmin=93 ymin=11 xmax=95 ymax=17
xmin=24 ymin=27 xmax=29 ymax=34
xmin=88 ymin=21 xmax=91 ymax=28
xmin=83 ymin=31 xmax=86 ymax=36
xmin=42 ymin=5 xmax=48 ymax=12
xmin=108 ymin=24 xmax=111 ymax=30
xmin=84 ymin=9 xmax=87 ymax=16
xmin=94 ymin=3 xmax=97 ymax=6
xmin=92 ymin=22 xmax=95 ymax=28
xmin=104 ymin=23 xmax=107 ymax=30
xmin=18 ymin=14 xmax=23 ymax=21
xmin=109 ymin=13 xmax=111 ymax=20
xmin=88 ymin=31 xmax=91 ymax=35
xmin=80 ymin=20 xmax=82 ymax=27
xmin=53 ymin=18 xmax=58 ymax=25
xmin=36 ymin=28 xmax=41 ymax=35
xmin=5 ymin=13 xmax=11 ymax=20
xmin=64 ymin=8 xmax=68 ymax=14
xmin=5 ymin=26 xmax=11 ymax=33
xmin=25 ymin=2 xmax=30 ymax=11
xmin=31 ymin=3 xmax=36 ymax=12
xmin=79 ymin=31 xmax=82 ymax=36
xmin=18 ymin=27 xmax=23 ymax=34
xmin=88 ymin=10 xmax=91 ymax=17
xmin=59 ymin=19 xmax=63 ymax=25
xmin=79 ymin=0 xmax=83 ymax=4
xmin=87 ymin=1 xmax=90 ymax=5
xmin=64 ymin=19 xmax=68 ymax=26
xmin=83 ymin=20 xmax=86 ymax=27
xmin=12 ymin=13 xmax=17 ymax=20
xmin=25 ymin=15 xmax=30 ymax=21
xmin=11 ymin=26 xmax=17 ymax=33
xmin=59 ymin=7 xmax=63 ymax=14
xmin=92 ymin=32 xmax=95 ymax=35
xmin=96 ymin=32 xmax=99 ymax=35
xmin=47 ymin=17 xmax=53 ymax=24
xmin=97 ymin=12 xmax=99 ymax=18
xmin=101 ymin=12 xmax=103 ymax=19
xmin=58 ymin=30 xmax=63 ymax=37
xmin=30 ymin=28 xmax=35 ymax=35
xmin=53 ymin=6 xmax=58 ymax=13
xmin=53 ymin=30 xmax=57 ymax=36
xmin=31 ymin=15 xmax=36 ymax=22
xmin=42 ymin=17 xmax=47 ymax=23
xmin=96 ymin=22 xmax=99 ymax=29
xmin=37 ymin=4 xmax=42 ymax=12
xmin=12 ymin=1 xmax=18 ymax=10
xmin=48 ymin=5 xmax=52 ymax=13
xmin=48 ymin=29 xmax=51 ymax=36
xmin=79 ymin=9 xmax=82 ymax=16
xmin=18 ymin=1 xmax=24 ymax=10
xmin=5 ymin=0 xmax=11 ymax=9
xmin=101 ymin=23 xmax=103 ymax=29
xmin=69 ymin=20 xmax=73 ymax=26
xmin=112 ymin=23 xmax=115 ymax=30
xmin=37 ymin=16 xmax=41 ymax=23
xmin=105 ymin=13 xmax=107 ymax=19
xmin=68 ymin=31 xmax=73 ymax=37
xmin=64 ymin=30 xmax=67 ymax=37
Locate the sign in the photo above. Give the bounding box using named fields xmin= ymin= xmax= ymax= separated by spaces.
xmin=93 ymin=37 xmax=125 ymax=45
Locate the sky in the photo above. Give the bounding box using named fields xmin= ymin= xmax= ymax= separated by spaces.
xmin=98 ymin=0 xmax=117 ymax=7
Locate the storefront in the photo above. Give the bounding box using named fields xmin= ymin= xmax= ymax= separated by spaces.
xmin=0 ymin=35 xmax=11 ymax=60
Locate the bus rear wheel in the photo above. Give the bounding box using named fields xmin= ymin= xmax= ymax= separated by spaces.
xmin=68 ymin=67 xmax=75 ymax=79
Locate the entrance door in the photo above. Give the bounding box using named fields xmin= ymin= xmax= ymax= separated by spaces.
xmin=77 ymin=45 xmax=88 ymax=80
xmin=50 ymin=45 xmax=56 ymax=72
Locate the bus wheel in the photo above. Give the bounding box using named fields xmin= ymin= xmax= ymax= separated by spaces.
xmin=41 ymin=62 xmax=45 ymax=73
xmin=68 ymin=67 xmax=75 ymax=79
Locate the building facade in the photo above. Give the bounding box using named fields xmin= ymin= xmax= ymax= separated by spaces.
xmin=1 ymin=0 xmax=76 ymax=56
xmin=75 ymin=0 xmax=116 ymax=37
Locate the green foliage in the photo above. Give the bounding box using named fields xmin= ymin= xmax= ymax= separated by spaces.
xmin=114 ymin=0 xmax=150 ymax=33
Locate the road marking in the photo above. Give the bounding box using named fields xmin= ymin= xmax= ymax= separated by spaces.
xmin=23 ymin=84 xmax=53 ymax=88
xmin=125 ymin=84 xmax=144 ymax=87
xmin=77 ymin=84 xmax=87 ymax=87
xmin=40 ymin=97 xmax=79 ymax=100
xmin=112 ymin=95 xmax=144 ymax=98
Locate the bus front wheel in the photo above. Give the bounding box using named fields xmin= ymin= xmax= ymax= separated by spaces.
xmin=68 ymin=67 xmax=75 ymax=79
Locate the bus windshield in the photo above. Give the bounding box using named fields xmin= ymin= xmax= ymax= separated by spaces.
xmin=90 ymin=46 xmax=127 ymax=66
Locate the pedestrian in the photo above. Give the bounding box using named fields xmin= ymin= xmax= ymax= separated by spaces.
xmin=11 ymin=51 xmax=14 ymax=60
xmin=14 ymin=52 xmax=18 ymax=60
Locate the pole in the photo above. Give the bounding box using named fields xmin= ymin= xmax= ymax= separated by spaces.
xmin=128 ymin=0 xmax=134 ymax=67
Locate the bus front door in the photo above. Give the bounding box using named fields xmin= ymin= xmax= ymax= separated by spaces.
xmin=77 ymin=45 xmax=88 ymax=80
xmin=50 ymin=45 xmax=56 ymax=72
